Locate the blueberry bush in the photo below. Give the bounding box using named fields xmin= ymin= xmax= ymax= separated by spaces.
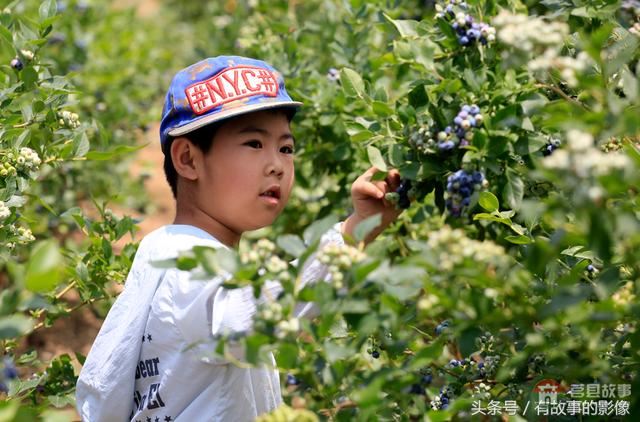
xmin=1 ymin=0 xmax=639 ymax=420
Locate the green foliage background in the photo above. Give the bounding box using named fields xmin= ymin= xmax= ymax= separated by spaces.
xmin=1 ymin=0 xmax=639 ymax=420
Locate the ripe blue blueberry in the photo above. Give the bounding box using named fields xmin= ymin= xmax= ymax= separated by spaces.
xmin=410 ymin=383 xmax=425 ymax=395
xmin=372 ymin=350 xmax=380 ymax=359
xmin=3 ymin=363 xmax=18 ymax=379
xmin=10 ymin=58 xmax=23 ymax=70
xmin=395 ymin=179 xmax=412 ymax=209
xmin=286 ymin=374 xmax=299 ymax=385
xmin=422 ymin=374 xmax=433 ymax=385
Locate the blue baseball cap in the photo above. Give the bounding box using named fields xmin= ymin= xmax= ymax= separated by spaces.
xmin=159 ymin=56 xmax=302 ymax=145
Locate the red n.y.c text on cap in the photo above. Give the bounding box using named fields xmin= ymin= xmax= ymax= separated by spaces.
xmin=185 ymin=65 xmax=279 ymax=115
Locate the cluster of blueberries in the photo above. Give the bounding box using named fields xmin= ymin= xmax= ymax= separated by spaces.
xmin=436 ymin=1 xmax=497 ymax=47
xmin=0 ymin=358 xmax=18 ymax=393
xmin=446 ymin=169 xmax=486 ymax=217
xmin=542 ymin=138 xmax=561 ymax=156
xmin=437 ymin=104 xmax=484 ymax=151
xmin=432 ymin=386 xmax=454 ymax=410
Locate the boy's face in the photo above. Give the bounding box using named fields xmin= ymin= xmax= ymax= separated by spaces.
xmin=194 ymin=110 xmax=295 ymax=235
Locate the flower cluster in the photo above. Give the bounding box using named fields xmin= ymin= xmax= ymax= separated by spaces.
xmin=58 ymin=110 xmax=80 ymax=128
xmin=275 ymin=317 xmax=300 ymax=339
xmin=241 ymin=239 xmax=291 ymax=281
xmin=473 ymin=382 xmax=492 ymax=400
xmin=14 ymin=226 xmax=35 ymax=244
xmin=493 ymin=11 xmax=567 ymax=53
xmin=543 ymin=130 xmax=632 ymax=178
xmin=612 ymin=281 xmax=635 ymax=308
xmin=528 ymin=49 xmax=591 ymax=87
xmin=317 ymin=243 xmax=366 ymax=290
xmin=20 ymin=49 xmax=34 ymax=61
xmin=257 ymin=301 xmax=283 ymax=322
xmin=1 ymin=148 xmax=42 ymax=176
xmin=16 ymin=147 xmax=42 ymax=171
xmin=492 ymin=11 xmax=592 ymax=86
xmin=542 ymin=137 xmax=561 ymax=156
xmin=425 ymin=225 xmax=507 ymax=271
xmin=436 ymin=1 xmax=496 ymax=47
xmin=0 ymin=201 xmax=10 ymax=221
xmin=445 ymin=169 xmax=487 ymax=216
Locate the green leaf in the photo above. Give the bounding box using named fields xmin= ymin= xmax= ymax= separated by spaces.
xmin=275 ymin=343 xmax=298 ymax=369
xmin=473 ymin=213 xmax=512 ymax=225
xmin=353 ymin=214 xmax=381 ymax=243
xmin=85 ymin=144 xmax=146 ymax=160
xmin=74 ymin=133 xmax=90 ymax=157
xmin=0 ymin=25 xmax=13 ymax=46
xmin=505 ymin=235 xmax=532 ymax=244
xmin=0 ymin=315 xmax=35 ymax=339
xmin=388 ymin=144 xmax=404 ymax=167
xmin=39 ymin=0 xmax=57 ymax=20
xmin=504 ymin=171 xmax=524 ymax=211
xmin=25 ymin=240 xmax=64 ymax=293
xmin=340 ymin=68 xmax=365 ymax=98
xmin=383 ymin=13 xmax=418 ymax=37
xmin=276 ymin=234 xmax=306 ymax=258
xmin=604 ymin=32 xmax=640 ymax=78
xmin=303 ymin=214 xmax=339 ymax=246
xmin=478 ymin=191 xmax=499 ymax=212
xmin=366 ymin=145 xmax=387 ymax=171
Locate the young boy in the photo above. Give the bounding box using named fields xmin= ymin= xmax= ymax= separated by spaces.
xmin=76 ymin=56 xmax=403 ymax=421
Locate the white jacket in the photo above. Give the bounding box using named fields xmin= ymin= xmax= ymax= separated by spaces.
xmin=76 ymin=223 xmax=343 ymax=422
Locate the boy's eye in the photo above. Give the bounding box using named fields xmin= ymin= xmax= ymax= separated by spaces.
xmin=281 ymin=146 xmax=295 ymax=154
xmin=245 ymin=140 xmax=262 ymax=148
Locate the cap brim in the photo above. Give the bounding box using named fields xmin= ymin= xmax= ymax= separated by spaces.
xmin=167 ymin=101 xmax=303 ymax=138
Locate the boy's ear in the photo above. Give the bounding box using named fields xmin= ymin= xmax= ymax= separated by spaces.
xmin=170 ymin=137 xmax=199 ymax=181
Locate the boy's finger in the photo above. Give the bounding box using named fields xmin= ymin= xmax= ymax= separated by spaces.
xmin=355 ymin=180 xmax=384 ymax=199
xmin=360 ymin=166 xmax=379 ymax=182
xmin=385 ymin=169 xmax=401 ymax=190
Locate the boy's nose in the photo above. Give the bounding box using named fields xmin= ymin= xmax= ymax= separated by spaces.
xmin=265 ymin=154 xmax=285 ymax=178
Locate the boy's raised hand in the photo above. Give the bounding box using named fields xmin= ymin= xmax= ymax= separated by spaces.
xmin=341 ymin=166 xmax=405 ymax=245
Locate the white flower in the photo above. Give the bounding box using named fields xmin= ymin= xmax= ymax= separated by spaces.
xmin=0 ymin=201 xmax=10 ymax=220
xmin=20 ymin=49 xmax=34 ymax=60
xmin=566 ymin=130 xmax=593 ymax=151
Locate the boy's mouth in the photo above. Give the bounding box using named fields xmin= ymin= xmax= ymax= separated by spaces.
xmin=260 ymin=185 xmax=281 ymax=200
